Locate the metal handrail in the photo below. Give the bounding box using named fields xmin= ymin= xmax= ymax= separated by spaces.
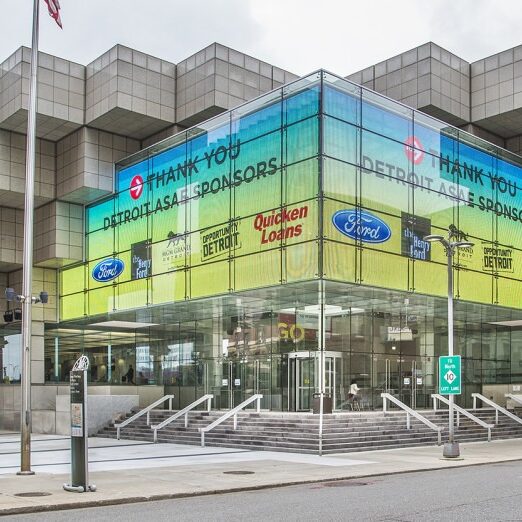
xmin=472 ymin=393 xmax=522 ymax=425
xmin=432 ymin=394 xmax=493 ymax=441
xmin=199 ymin=394 xmax=263 ymax=447
xmin=505 ymin=393 xmax=522 ymax=408
xmin=151 ymin=394 xmax=213 ymax=442
xmin=114 ymin=394 xmax=174 ymax=439
xmin=381 ymin=393 xmax=442 ymax=445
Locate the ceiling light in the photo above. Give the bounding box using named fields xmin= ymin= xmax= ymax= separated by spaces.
xmin=90 ymin=321 xmax=159 ymax=329
xmin=489 ymin=320 xmax=522 ymax=327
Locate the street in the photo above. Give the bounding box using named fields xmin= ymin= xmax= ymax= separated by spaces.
xmin=6 ymin=460 xmax=522 ymax=521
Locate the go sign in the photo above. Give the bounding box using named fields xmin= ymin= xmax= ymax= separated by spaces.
xmin=278 ymin=322 xmax=305 ymax=341
xmin=439 ymin=355 xmax=461 ymax=395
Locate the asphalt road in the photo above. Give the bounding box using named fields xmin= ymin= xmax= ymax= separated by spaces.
xmin=7 ymin=461 xmax=522 ymax=521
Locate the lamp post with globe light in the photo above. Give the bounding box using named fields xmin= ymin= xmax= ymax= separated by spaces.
xmin=423 ymin=228 xmax=474 ymax=458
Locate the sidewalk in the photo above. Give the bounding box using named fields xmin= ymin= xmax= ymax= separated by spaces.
xmin=1 ymin=433 xmax=522 ymax=516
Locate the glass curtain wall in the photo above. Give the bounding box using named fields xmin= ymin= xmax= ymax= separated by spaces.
xmin=50 ymin=71 xmax=522 ymax=411
xmin=44 ymin=281 xmax=522 ymax=410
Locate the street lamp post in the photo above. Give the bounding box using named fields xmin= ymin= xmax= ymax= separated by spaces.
xmin=423 ymin=228 xmax=474 ymax=459
xmin=5 ymin=288 xmax=48 ymax=474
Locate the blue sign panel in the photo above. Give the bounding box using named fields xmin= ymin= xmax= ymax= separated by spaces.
xmin=92 ymin=258 xmax=125 ymax=283
xmin=332 ymin=209 xmax=391 ymax=243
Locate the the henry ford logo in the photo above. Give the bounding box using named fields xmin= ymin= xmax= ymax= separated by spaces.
xmin=131 ymin=240 xmax=152 ymax=280
xmin=130 ymin=175 xmax=144 ymax=200
xmin=404 ymin=136 xmax=424 ymax=165
xmin=401 ymin=212 xmax=431 ymax=260
xmin=332 ymin=209 xmax=391 ymax=243
xmin=92 ymin=258 xmax=125 ymax=282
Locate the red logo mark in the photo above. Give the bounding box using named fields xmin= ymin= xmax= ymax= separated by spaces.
xmin=404 ymin=136 xmax=424 ymax=165
xmin=130 ymin=175 xmax=144 ymax=200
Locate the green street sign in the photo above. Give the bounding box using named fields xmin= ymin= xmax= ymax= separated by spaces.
xmin=439 ymin=355 xmax=461 ymax=395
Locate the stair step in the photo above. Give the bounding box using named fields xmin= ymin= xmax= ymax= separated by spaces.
xmin=101 ymin=408 xmax=522 ymax=455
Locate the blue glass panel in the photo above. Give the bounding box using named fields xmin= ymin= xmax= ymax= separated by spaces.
xmin=323 ymin=84 xmax=359 ymax=124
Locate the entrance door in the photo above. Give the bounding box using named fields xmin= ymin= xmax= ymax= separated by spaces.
xmin=287 ymin=355 xmax=314 ymax=412
xmin=373 ymin=355 xmax=435 ymax=410
xmin=324 ymin=357 xmax=337 ymax=409
xmin=219 ymin=360 xmax=236 ymax=409
xmin=287 ymin=352 xmax=341 ymax=411
xmin=218 ymin=359 xmax=270 ymax=410
xmin=400 ymin=356 xmax=436 ymax=409
xmin=195 ymin=359 xmax=210 ymax=398
xmin=243 ymin=358 xmax=270 ymax=409
xmin=297 ymin=357 xmax=314 ymax=411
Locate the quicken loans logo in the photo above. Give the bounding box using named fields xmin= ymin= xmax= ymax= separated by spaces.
xmin=332 ymin=209 xmax=391 ymax=243
xmin=92 ymin=258 xmax=125 ymax=282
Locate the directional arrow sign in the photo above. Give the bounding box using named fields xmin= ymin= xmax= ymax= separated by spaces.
xmin=439 ymin=355 xmax=461 ymax=395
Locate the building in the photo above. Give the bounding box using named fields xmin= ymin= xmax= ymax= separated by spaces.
xmin=1 ymin=42 xmax=522 ymax=432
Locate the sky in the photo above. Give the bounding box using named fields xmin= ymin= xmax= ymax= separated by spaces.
xmin=1 ymin=0 xmax=521 ymax=76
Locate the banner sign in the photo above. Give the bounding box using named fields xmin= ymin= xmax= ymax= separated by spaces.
xmin=60 ymin=80 xmax=522 ymax=320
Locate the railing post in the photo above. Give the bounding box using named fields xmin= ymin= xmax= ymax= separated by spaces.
xmin=169 ymin=396 xmax=172 ymax=410
xmin=496 ymin=410 xmax=499 ymax=424
xmin=383 ymin=395 xmax=387 ymax=414
xmin=147 ymin=411 xmax=150 ymax=426
xmin=201 ymin=431 xmax=205 ymax=447
xmin=438 ymin=429 xmax=441 ymax=446
xmin=488 ymin=427 xmax=491 ymax=442
xmin=234 ymin=413 xmax=237 ymax=430
xmin=433 ymin=396 xmax=437 ymax=411
xmin=407 ymin=412 xmax=411 ymax=430
xmin=153 ymin=429 xmax=157 ymax=443
xmin=457 ymin=410 xmax=460 ymax=428
xmin=185 ymin=412 xmax=188 ymax=428
xmin=257 ymin=395 xmax=261 ymax=413
xmin=473 ymin=395 xmax=477 ymax=410
xmin=117 ymin=427 xmax=120 ymax=440
xmin=207 ymin=396 xmax=212 ymax=412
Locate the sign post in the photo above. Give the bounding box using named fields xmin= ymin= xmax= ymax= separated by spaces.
xmin=439 ymin=355 xmax=462 ymax=395
xmin=63 ymin=355 xmax=96 ymax=493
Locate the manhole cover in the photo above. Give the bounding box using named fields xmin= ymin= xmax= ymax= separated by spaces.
xmin=14 ymin=492 xmax=52 ymax=497
xmin=223 ymin=471 xmax=255 ymax=475
xmin=320 ymin=480 xmax=369 ymax=488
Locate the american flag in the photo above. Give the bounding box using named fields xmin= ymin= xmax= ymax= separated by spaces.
xmin=43 ymin=0 xmax=62 ymax=28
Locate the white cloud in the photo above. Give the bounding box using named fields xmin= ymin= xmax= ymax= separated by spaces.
xmin=1 ymin=0 xmax=521 ymax=74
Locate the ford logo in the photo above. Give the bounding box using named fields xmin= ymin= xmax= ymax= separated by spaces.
xmin=332 ymin=209 xmax=391 ymax=243
xmin=92 ymin=258 xmax=125 ymax=282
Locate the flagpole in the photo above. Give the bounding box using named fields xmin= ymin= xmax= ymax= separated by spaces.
xmin=18 ymin=0 xmax=40 ymax=475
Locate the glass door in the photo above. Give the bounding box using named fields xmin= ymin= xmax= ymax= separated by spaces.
xmin=287 ymin=353 xmax=315 ymax=411
xmin=296 ymin=357 xmax=314 ymax=411
xmin=218 ymin=360 xmax=237 ymax=409
xmin=324 ymin=354 xmax=342 ymax=409
xmin=372 ymin=354 xmax=400 ymax=409
xmin=241 ymin=358 xmax=270 ymax=409
xmin=372 ymin=355 xmax=435 ymax=410
xmin=217 ymin=358 xmax=271 ymax=410
xmin=400 ymin=356 xmax=436 ymax=409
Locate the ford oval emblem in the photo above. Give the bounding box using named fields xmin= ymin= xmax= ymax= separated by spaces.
xmin=332 ymin=209 xmax=391 ymax=243
xmin=92 ymin=258 xmax=125 ymax=283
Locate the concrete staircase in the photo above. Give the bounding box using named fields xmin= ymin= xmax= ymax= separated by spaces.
xmin=99 ymin=408 xmax=522 ymax=455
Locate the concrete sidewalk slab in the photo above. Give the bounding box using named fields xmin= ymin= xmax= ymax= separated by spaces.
xmin=0 ymin=435 xmax=521 ymax=516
